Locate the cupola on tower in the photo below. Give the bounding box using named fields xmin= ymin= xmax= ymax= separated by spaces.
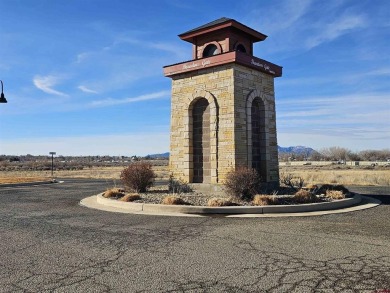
xmin=163 ymin=17 xmax=282 ymax=188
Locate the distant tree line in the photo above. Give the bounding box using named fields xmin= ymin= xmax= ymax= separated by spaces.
xmin=0 ymin=154 xmax=168 ymax=171
xmin=279 ymin=147 xmax=390 ymax=162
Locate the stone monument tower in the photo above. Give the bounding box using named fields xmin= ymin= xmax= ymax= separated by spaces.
xmin=163 ymin=17 xmax=282 ymax=188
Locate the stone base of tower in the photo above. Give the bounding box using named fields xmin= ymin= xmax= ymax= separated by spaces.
xmin=168 ymin=63 xmax=279 ymax=187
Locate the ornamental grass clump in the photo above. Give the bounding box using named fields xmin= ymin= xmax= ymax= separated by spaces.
xmin=207 ymin=198 xmax=235 ymax=207
xmin=252 ymin=194 xmax=279 ymax=206
xmin=103 ymin=188 xmax=125 ymax=198
xmin=162 ymin=195 xmax=188 ymax=205
xmin=224 ymin=167 xmax=262 ymax=201
xmin=317 ymin=184 xmax=349 ymax=195
xmin=168 ymin=175 xmax=192 ymax=194
xmin=293 ymin=189 xmax=318 ymax=204
xmin=120 ymin=193 xmax=141 ymax=202
xmin=325 ymin=190 xmax=345 ymax=200
xmin=120 ymin=162 xmax=155 ymax=193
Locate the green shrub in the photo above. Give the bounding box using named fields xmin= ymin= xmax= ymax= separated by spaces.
xmin=224 ymin=167 xmax=262 ymax=201
xmin=120 ymin=162 xmax=155 ymax=193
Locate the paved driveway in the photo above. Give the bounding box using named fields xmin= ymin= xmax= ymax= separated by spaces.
xmin=1 ymin=179 xmax=389 ymax=292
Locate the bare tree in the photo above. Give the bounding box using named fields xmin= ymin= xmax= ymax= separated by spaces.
xmin=319 ymin=147 xmax=352 ymax=161
xmin=359 ymin=149 xmax=390 ymax=161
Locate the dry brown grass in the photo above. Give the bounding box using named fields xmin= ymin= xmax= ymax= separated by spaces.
xmin=252 ymin=194 xmax=279 ymax=206
xmin=293 ymin=189 xmax=318 ymax=204
xmin=304 ymin=184 xmax=319 ymax=190
xmin=161 ymin=195 xmax=188 ymax=205
xmin=207 ymin=198 xmax=235 ymax=207
xmin=103 ymin=188 xmax=125 ymax=198
xmin=325 ymin=190 xmax=345 ymax=200
xmin=0 ymin=165 xmax=170 ymax=181
xmin=280 ymin=165 xmax=390 ymax=186
xmin=1 ymin=164 xmax=389 ymax=186
xmin=120 ymin=193 xmax=141 ymax=202
xmin=0 ymin=177 xmax=49 ymax=184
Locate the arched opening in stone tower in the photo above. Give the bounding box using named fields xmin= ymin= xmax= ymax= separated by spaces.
xmin=192 ymin=98 xmax=211 ymax=183
xmin=203 ymin=44 xmax=218 ymax=57
xmin=251 ymin=97 xmax=267 ymax=180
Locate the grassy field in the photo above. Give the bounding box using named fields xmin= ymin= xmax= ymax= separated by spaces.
xmin=0 ymin=163 xmax=389 ymax=186
xmin=0 ymin=165 xmax=170 ymax=184
xmin=279 ymin=165 xmax=390 ymax=186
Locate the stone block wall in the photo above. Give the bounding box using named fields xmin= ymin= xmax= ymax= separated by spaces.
xmin=169 ymin=63 xmax=279 ymax=186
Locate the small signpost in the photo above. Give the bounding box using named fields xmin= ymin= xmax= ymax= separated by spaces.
xmin=49 ymin=152 xmax=56 ymax=178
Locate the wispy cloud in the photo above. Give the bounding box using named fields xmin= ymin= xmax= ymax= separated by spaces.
xmin=33 ymin=75 xmax=68 ymax=97
xmin=255 ymin=0 xmax=312 ymax=34
xmin=277 ymin=93 xmax=390 ymax=137
xmin=75 ymin=52 xmax=90 ymax=64
xmin=78 ymin=85 xmax=98 ymax=94
xmin=279 ymin=67 xmax=390 ymax=88
xmin=89 ymin=90 xmax=170 ymax=107
xmin=305 ymin=14 xmax=367 ymax=49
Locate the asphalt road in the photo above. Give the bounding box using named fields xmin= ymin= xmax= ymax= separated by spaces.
xmin=0 ymin=179 xmax=389 ymax=292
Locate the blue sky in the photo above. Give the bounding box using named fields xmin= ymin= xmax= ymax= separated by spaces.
xmin=0 ymin=0 xmax=389 ymax=156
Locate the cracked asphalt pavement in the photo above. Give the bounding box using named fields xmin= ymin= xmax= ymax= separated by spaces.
xmin=1 ymin=179 xmax=389 ymax=292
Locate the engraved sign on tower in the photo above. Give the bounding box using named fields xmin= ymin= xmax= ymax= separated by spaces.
xmin=163 ymin=17 xmax=282 ymax=188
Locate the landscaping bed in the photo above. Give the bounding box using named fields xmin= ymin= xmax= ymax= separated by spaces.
xmin=102 ymin=162 xmax=353 ymax=208
xmin=102 ymin=184 xmax=353 ymax=207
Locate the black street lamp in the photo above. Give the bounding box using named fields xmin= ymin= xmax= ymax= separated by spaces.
xmin=49 ymin=152 xmax=56 ymax=177
xmin=0 ymin=80 xmax=8 ymax=103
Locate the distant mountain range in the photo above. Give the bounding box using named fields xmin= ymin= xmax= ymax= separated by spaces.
xmin=148 ymin=146 xmax=315 ymax=158
xmin=278 ymin=146 xmax=315 ymax=154
xmin=147 ymin=152 xmax=170 ymax=158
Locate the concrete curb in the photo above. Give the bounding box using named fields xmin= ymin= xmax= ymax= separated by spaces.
xmin=0 ymin=180 xmax=57 ymax=188
xmin=95 ymin=193 xmax=362 ymax=214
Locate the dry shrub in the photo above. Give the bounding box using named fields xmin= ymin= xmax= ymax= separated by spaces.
xmin=168 ymin=175 xmax=192 ymax=194
xmin=280 ymin=172 xmax=304 ymax=191
xmin=120 ymin=193 xmax=141 ymax=202
xmin=317 ymin=184 xmax=349 ymax=195
xmin=325 ymin=190 xmax=345 ymax=200
xmin=207 ymin=198 xmax=235 ymax=207
xmin=305 ymin=184 xmax=318 ymax=190
xmin=161 ymin=195 xmax=188 ymax=205
xmin=252 ymin=194 xmax=279 ymax=206
xmin=224 ymin=167 xmax=262 ymax=201
xmin=293 ymin=189 xmax=318 ymax=204
xmin=120 ymin=162 xmax=155 ymax=193
xmin=103 ymin=188 xmax=125 ymax=198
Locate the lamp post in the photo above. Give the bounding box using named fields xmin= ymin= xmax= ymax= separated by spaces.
xmin=49 ymin=152 xmax=56 ymax=178
xmin=0 ymin=80 xmax=8 ymax=103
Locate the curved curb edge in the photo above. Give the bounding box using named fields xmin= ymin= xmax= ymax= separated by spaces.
xmin=78 ymin=193 xmax=380 ymax=217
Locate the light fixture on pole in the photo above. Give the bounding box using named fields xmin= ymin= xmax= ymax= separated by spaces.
xmin=0 ymin=80 xmax=7 ymax=103
xmin=49 ymin=152 xmax=56 ymax=178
